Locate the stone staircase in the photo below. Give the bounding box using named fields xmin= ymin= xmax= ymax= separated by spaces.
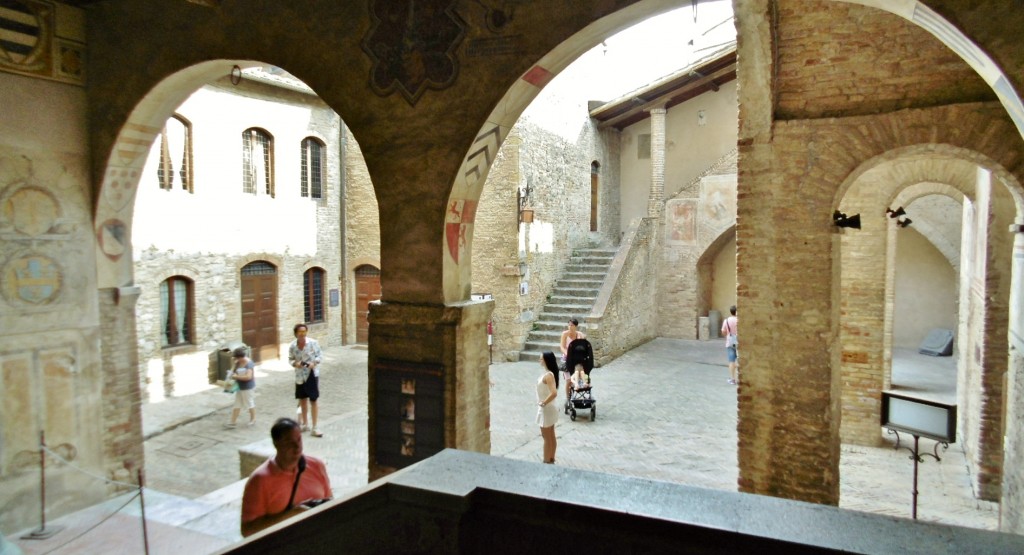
xmin=519 ymin=247 xmax=616 ymax=361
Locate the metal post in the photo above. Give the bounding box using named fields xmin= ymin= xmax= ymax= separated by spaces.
xmin=911 ymin=435 xmax=920 ymax=519
xmin=138 ymin=468 xmax=150 ymax=555
xmin=21 ymin=430 xmax=63 ymax=540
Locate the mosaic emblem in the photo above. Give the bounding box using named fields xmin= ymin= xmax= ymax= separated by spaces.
xmin=362 ymin=0 xmax=466 ymax=105
xmin=445 ymin=199 xmax=476 ymax=264
xmin=0 ymin=0 xmax=49 ymax=71
xmin=2 ymin=254 xmax=61 ymax=305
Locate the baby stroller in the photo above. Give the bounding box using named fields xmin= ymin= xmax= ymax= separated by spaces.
xmin=563 ymin=338 xmax=596 ymax=421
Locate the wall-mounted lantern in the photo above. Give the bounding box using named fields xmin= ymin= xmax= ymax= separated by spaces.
xmin=518 ymin=180 xmax=533 ymax=224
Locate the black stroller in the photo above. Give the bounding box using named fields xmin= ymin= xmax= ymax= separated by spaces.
xmin=563 ymin=338 xmax=596 ymax=421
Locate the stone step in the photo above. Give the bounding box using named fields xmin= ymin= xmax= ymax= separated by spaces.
xmin=556 ymin=279 xmax=604 ymax=289
xmin=520 ymin=247 xmax=615 ymax=362
xmin=563 ymin=263 xmax=612 ymax=273
xmin=525 ymin=330 xmax=562 ymax=342
xmin=541 ymin=304 xmax=592 ymax=315
xmin=549 ymin=288 xmax=600 ymax=299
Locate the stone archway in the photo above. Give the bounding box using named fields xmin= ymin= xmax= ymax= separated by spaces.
xmin=835 ymin=144 xmax=1023 ymax=504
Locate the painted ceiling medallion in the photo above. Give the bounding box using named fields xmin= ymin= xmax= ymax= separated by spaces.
xmin=362 ymin=0 xmax=466 ymax=106
xmin=0 ymin=0 xmax=49 ymax=71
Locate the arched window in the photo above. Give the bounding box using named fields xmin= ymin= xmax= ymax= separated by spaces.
xmin=158 ymin=115 xmax=193 ymax=192
xmin=160 ymin=276 xmax=194 ymax=346
xmin=301 ymin=137 xmax=325 ymax=199
xmin=304 ymin=267 xmax=326 ymax=323
xmin=242 ymin=128 xmax=274 ymax=196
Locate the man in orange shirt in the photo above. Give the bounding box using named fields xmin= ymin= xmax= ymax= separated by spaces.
xmin=240 ymin=418 xmax=332 ymax=537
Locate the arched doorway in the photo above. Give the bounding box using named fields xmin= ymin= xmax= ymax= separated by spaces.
xmin=241 ymin=260 xmax=278 ymax=362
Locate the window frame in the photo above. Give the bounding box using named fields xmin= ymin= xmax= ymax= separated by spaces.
xmin=242 ymin=127 xmax=275 ymax=197
xmin=301 ymin=137 xmax=325 ymax=199
xmin=160 ymin=276 xmax=195 ymax=347
xmin=303 ymin=267 xmax=326 ymax=324
xmin=157 ymin=114 xmax=194 ymax=193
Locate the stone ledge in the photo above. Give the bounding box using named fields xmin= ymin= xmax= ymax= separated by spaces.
xmin=229 ymin=449 xmax=1024 ymax=554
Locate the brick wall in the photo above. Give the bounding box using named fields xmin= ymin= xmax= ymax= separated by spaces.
xmin=775 ymin=1 xmax=993 ymax=120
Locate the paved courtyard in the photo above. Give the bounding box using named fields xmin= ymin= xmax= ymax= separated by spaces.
xmin=14 ymin=339 xmax=997 ymax=554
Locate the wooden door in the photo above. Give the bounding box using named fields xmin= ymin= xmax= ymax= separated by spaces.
xmin=355 ymin=265 xmax=381 ymax=344
xmin=241 ymin=261 xmax=278 ymax=362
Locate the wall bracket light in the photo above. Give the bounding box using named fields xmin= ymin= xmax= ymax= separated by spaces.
xmin=833 ymin=210 xmax=861 ymax=229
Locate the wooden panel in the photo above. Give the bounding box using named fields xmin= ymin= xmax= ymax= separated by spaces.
xmin=355 ymin=267 xmax=382 ymax=344
xmin=241 ymin=273 xmax=278 ymax=362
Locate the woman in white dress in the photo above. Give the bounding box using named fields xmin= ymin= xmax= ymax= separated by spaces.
xmin=537 ymin=351 xmax=560 ymax=464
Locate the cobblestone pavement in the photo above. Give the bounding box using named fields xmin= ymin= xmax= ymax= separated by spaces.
xmin=15 ymin=339 xmax=997 ymax=554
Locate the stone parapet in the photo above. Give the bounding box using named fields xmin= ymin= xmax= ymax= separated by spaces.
xmin=587 ymin=217 xmax=659 ymax=366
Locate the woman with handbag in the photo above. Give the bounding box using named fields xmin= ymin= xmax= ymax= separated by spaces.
xmin=226 ymin=346 xmax=257 ymax=427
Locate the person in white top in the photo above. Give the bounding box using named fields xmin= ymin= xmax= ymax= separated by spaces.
xmin=536 ymin=352 xmax=560 ymax=464
xmin=721 ymin=305 xmax=739 ymax=385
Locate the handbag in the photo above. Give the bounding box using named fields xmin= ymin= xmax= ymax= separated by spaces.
xmin=223 ymin=373 xmax=239 ymax=393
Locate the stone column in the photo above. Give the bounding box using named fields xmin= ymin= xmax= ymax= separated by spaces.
xmin=1002 ymin=223 xmax=1024 ymax=533
xmin=971 ymin=177 xmax=1014 ymax=501
xmin=647 ymin=105 xmax=666 ymax=218
xmin=367 ymin=299 xmax=492 ymax=480
xmin=99 ymin=286 xmax=145 ymax=486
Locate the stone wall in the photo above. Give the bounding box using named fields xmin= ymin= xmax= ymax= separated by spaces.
xmin=588 ymin=217 xmax=659 ymax=365
xmin=341 ymin=127 xmax=381 ymax=344
xmin=132 ymin=74 xmax=343 ymax=398
xmin=658 ymin=152 xmax=738 ymax=339
xmin=619 ymin=80 xmax=739 ymax=235
xmin=471 ymin=118 xmax=620 ymax=361
xmin=0 ymin=68 xmax=115 ymax=533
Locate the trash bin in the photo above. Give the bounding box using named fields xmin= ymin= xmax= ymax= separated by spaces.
xmin=708 ymin=310 xmax=722 ymax=339
xmin=208 ymin=341 xmax=249 ymax=383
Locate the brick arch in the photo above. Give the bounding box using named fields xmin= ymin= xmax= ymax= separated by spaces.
xmin=154 ymin=265 xmax=201 ymax=283
xmin=300 ymin=260 xmax=328 ymax=273
xmin=893 ymin=182 xmax=966 ymax=269
xmin=891 ymin=181 xmax=966 ymax=208
xmin=832 ymin=138 xmax=1021 ymax=514
xmin=237 ymin=255 xmax=283 ymax=271
xmin=831 ymin=142 xmax=1014 ymax=446
xmin=695 ymin=225 xmax=738 ymax=330
xmin=836 ymin=142 xmax=1024 ymax=217
xmin=833 ymin=0 xmax=1024 ymax=141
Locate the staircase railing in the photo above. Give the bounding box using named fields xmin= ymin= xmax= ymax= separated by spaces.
xmin=585 ymin=217 xmax=660 ymax=366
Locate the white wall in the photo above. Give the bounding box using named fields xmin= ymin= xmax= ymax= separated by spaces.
xmin=619 ymin=79 xmax=738 ymax=231
xmin=893 ymin=227 xmax=958 ymax=348
xmin=712 ymin=235 xmax=737 ymax=317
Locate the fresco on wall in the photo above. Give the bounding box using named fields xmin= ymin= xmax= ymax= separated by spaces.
xmin=446 ymin=199 xmax=477 ymax=263
xmin=700 ymin=174 xmax=736 ymax=226
xmin=2 ymin=253 xmax=62 ymax=305
xmin=666 ymin=199 xmax=697 ymax=245
xmin=362 ymin=0 xmax=466 ymax=105
xmin=0 ymin=0 xmax=85 ymax=85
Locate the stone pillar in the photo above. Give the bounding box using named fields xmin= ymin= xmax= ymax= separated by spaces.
xmin=1002 ymin=223 xmax=1024 ymax=533
xmin=971 ymin=177 xmax=1014 ymax=501
xmin=367 ymin=299 xmax=492 ymax=480
xmin=99 ymin=286 xmax=146 ymax=486
xmin=647 ymin=106 xmax=666 ymax=218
